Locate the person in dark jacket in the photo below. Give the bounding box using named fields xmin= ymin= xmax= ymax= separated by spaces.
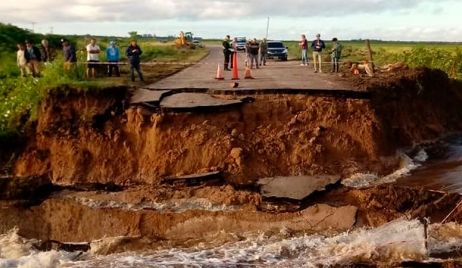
xmin=40 ymin=39 xmax=55 ymax=63
xmin=330 ymin=38 xmax=343 ymax=73
xmin=311 ymin=33 xmax=326 ymax=73
xmin=259 ymin=38 xmax=268 ymax=66
xmin=222 ymin=35 xmax=232 ymax=71
xmin=24 ymin=40 xmax=41 ymax=77
xmin=62 ymin=39 xmax=77 ymax=70
xmin=126 ymin=40 xmax=144 ymax=82
xmin=248 ymin=38 xmax=260 ymax=69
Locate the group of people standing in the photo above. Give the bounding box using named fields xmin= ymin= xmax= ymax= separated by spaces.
xmin=81 ymin=38 xmax=144 ymax=81
xmin=16 ymin=39 xmax=54 ymax=77
xmin=16 ymin=38 xmax=145 ymax=82
xmin=222 ymin=33 xmax=343 ymax=73
xmin=300 ymin=33 xmax=343 ymax=73
xmin=222 ymin=35 xmax=268 ymax=71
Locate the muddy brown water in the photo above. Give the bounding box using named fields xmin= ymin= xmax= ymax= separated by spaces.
xmin=399 ymin=141 xmax=462 ymax=194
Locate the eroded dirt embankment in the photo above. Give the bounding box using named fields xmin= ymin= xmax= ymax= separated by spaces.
xmin=13 ymin=68 xmax=462 ymax=186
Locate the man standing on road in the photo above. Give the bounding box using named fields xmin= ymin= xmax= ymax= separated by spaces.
xmin=299 ymin=34 xmax=308 ymax=66
xmin=24 ymin=40 xmax=41 ymax=77
xmin=106 ymin=41 xmax=120 ymax=77
xmin=331 ymin=38 xmax=343 ymax=73
xmin=222 ymin=35 xmax=232 ymax=71
xmin=86 ymin=38 xmax=100 ymax=78
xmin=259 ymin=38 xmax=268 ymax=66
xmin=230 ymin=37 xmax=238 ymax=69
xmin=249 ymin=39 xmax=260 ymax=69
xmin=311 ymin=33 xmax=326 ymax=73
xmin=126 ymin=40 xmax=144 ymax=82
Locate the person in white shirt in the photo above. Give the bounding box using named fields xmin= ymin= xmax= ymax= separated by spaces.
xmin=86 ymin=38 xmax=100 ymax=78
xmin=16 ymin=43 xmax=29 ymax=77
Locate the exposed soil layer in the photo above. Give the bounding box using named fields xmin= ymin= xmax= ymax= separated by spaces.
xmin=2 ymin=69 xmax=462 ymax=265
xmin=13 ymin=68 xmax=462 ymax=186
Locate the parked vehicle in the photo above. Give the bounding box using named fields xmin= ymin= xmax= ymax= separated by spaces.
xmin=235 ymin=37 xmax=247 ymax=51
xmin=267 ymin=41 xmax=288 ymax=61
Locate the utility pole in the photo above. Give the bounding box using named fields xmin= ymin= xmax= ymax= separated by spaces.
xmin=266 ymin=17 xmax=270 ymax=39
xmin=50 ymin=27 xmax=54 ymax=34
xmin=31 ymin=22 xmax=36 ymax=33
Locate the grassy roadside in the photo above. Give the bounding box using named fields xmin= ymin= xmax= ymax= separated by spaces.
xmin=285 ymin=40 xmax=462 ymax=78
xmin=203 ymin=39 xmax=461 ymax=78
xmin=0 ymin=31 xmax=209 ymax=141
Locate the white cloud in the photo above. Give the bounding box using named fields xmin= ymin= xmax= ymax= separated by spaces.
xmin=0 ymin=0 xmax=455 ymax=22
xmin=1 ymin=0 xmax=460 ymax=41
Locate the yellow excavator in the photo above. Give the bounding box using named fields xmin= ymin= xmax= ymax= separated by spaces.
xmin=175 ymin=31 xmax=196 ymax=49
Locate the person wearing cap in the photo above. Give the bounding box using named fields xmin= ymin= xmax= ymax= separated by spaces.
xmin=330 ymin=38 xmax=343 ymax=73
xmin=311 ymin=33 xmax=326 ymax=73
xmin=106 ymin=41 xmax=120 ymax=77
xmin=86 ymin=38 xmax=101 ymax=78
xmin=126 ymin=40 xmax=144 ymax=82
xmin=62 ymin=39 xmax=77 ymax=70
xmin=24 ymin=40 xmax=41 ymax=77
xmin=222 ymin=35 xmax=232 ymax=71
xmin=299 ymin=34 xmax=308 ymax=66
xmin=16 ymin=43 xmax=29 ymax=77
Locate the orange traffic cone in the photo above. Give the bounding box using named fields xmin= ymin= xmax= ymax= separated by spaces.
xmin=215 ymin=64 xmax=224 ymax=80
xmin=231 ymin=53 xmax=239 ymax=80
xmin=244 ymin=67 xmax=254 ymax=79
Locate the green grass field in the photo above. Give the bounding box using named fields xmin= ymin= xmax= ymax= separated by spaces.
xmin=0 ymin=23 xmax=208 ymax=139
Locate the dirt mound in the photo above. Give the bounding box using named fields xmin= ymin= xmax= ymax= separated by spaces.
xmin=14 ymin=93 xmax=394 ymax=185
xmin=12 ymin=68 xmax=462 ymax=186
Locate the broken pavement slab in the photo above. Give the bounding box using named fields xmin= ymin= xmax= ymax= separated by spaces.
xmin=130 ymin=88 xmax=172 ymax=106
xmin=257 ymin=175 xmax=340 ymax=200
xmin=160 ymin=92 xmax=244 ymax=111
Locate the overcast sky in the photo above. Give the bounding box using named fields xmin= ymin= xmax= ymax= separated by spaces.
xmin=1 ymin=0 xmax=461 ymax=41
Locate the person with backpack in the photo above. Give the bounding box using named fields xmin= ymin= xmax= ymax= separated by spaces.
xmin=126 ymin=40 xmax=144 ymax=82
xmin=106 ymin=41 xmax=120 ymax=77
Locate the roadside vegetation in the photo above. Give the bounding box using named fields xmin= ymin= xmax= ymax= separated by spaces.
xmin=0 ymin=23 xmax=208 ymax=142
xmin=285 ymin=40 xmax=462 ymax=78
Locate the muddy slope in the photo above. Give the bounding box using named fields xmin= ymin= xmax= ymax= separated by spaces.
xmin=14 ymin=69 xmax=462 ymax=186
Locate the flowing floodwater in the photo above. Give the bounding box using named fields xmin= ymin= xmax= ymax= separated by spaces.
xmin=1 ymin=219 xmax=462 ymax=267
xmin=3 ymin=137 xmax=462 ymax=267
xmin=398 ymin=137 xmax=462 ymax=194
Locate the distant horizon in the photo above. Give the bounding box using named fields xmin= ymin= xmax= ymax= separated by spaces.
xmin=4 ymin=23 xmax=462 ymax=44
xmin=2 ymin=0 xmax=462 ymax=42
